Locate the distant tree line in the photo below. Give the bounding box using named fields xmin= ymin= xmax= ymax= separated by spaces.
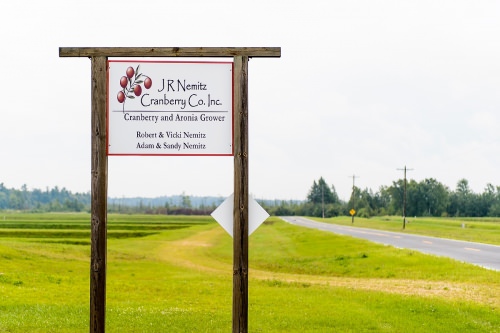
xmin=107 ymin=193 xmax=221 ymax=215
xmin=0 ymin=184 xmax=221 ymax=214
xmin=0 ymin=183 xmax=89 ymax=212
xmin=3 ymin=177 xmax=500 ymax=218
xmin=261 ymin=177 xmax=500 ymax=218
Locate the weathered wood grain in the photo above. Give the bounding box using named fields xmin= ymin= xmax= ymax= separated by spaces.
xmin=59 ymin=47 xmax=280 ymax=58
xmin=90 ymin=56 xmax=108 ymax=333
xmin=232 ymin=55 xmax=249 ymax=333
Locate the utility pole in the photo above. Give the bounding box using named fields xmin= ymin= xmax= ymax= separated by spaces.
xmin=349 ymin=174 xmax=359 ymax=223
xmin=397 ymin=166 xmax=413 ymax=229
xmin=321 ymin=185 xmax=325 ymax=219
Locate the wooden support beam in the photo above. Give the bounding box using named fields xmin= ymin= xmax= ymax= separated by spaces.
xmin=232 ymin=55 xmax=249 ymax=333
xmin=59 ymin=47 xmax=280 ymax=58
xmin=90 ymin=56 xmax=108 ymax=333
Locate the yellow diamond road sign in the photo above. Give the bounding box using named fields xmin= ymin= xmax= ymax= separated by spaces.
xmin=349 ymin=209 xmax=356 ymax=216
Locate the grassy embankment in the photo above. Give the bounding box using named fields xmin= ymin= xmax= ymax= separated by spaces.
xmin=0 ymin=212 xmax=499 ymax=332
xmin=310 ymin=215 xmax=500 ymax=245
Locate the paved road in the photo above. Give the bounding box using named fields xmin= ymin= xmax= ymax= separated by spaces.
xmin=280 ymin=216 xmax=500 ymax=271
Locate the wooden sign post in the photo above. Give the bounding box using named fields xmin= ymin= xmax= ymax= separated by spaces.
xmin=59 ymin=47 xmax=280 ymax=333
xmin=232 ymin=55 xmax=249 ymax=332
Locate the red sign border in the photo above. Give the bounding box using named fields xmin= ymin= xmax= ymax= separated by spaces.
xmin=106 ymin=59 xmax=234 ymax=157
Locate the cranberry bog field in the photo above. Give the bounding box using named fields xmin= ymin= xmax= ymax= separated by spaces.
xmin=1 ymin=213 xmax=500 ymax=332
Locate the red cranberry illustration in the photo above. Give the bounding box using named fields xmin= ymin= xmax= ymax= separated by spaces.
xmin=133 ymin=85 xmax=142 ymax=96
xmin=118 ymin=65 xmax=149 ymax=112
xmin=144 ymin=77 xmax=152 ymax=89
xmin=117 ymin=91 xmax=125 ymax=103
xmin=119 ymin=76 xmax=128 ymax=88
xmin=126 ymin=66 xmax=135 ymax=78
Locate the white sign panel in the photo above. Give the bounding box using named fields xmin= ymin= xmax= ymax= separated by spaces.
xmin=107 ymin=60 xmax=233 ymax=156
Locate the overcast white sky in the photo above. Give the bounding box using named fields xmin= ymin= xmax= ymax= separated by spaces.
xmin=2 ymin=0 xmax=500 ymax=201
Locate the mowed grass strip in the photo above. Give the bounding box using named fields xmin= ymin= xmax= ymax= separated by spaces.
xmin=0 ymin=213 xmax=208 ymax=240
xmin=310 ymin=215 xmax=500 ymax=245
xmin=0 ymin=214 xmax=499 ymax=332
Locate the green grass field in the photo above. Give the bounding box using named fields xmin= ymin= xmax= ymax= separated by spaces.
xmin=310 ymin=215 xmax=500 ymax=245
xmin=1 ymin=213 xmax=500 ymax=332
